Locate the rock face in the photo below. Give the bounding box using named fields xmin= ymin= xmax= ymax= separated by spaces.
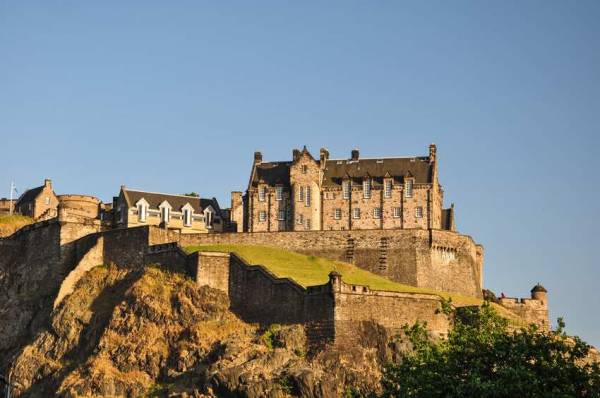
xmin=4 ymin=264 xmax=401 ymax=397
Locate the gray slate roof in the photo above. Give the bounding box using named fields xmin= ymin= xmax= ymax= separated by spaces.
xmin=122 ymin=188 xmax=219 ymax=214
xmin=251 ymin=155 xmax=433 ymax=187
xmin=15 ymin=186 xmax=44 ymax=207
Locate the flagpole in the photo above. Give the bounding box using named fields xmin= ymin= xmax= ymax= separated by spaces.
xmin=9 ymin=182 xmax=15 ymax=216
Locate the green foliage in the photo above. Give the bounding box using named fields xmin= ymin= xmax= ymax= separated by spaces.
xmin=260 ymin=324 xmax=283 ymax=350
xmin=277 ymin=374 xmax=294 ymax=394
xmin=381 ymin=303 xmax=600 ymax=398
xmin=182 ymin=192 xmax=200 ymax=197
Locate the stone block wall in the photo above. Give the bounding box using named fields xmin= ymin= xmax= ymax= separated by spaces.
xmin=499 ymin=297 xmax=549 ymax=330
xmin=148 ymin=226 xmax=483 ymax=297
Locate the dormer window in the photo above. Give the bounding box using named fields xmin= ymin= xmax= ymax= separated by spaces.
xmin=276 ymin=186 xmax=283 ymax=201
xmin=161 ymin=207 xmax=170 ymax=223
xmin=182 ymin=203 xmax=194 ymax=227
xmin=342 ymin=180 xmax=351 ymax=199
xmin=405 ymin=180 xmax=413 ymax=198
xmin=204 ymin=208 xmax=213 ymax=228
xmin=138 ymin=204 xmax=147 ymax=222
xmin=363 ymin=179 xmax=371 ymax=199
xmin=159 ymin=201 xmax=172 ymax=225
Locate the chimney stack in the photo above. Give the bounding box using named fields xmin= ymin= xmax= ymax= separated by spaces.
xmin=254 ymin=151 xmax=263 ymax=164
xmin=320 ymin=147 xmax=329 ymax=164
xmin=44 ymin=179 xmax=52 ymax=188
xmin=351 ymin=149 xmax=359 ymax=161
xmin=429 ymin=143 xmax=437 ymax=162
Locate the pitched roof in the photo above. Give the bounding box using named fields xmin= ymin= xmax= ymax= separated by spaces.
xmin=15 ymin=186 xmax=44 ymax=207
xmin=121 ymin=188 xmax=219 ymax=214
xmin=251 ymin=162 xmax=291 ymax=186
xmin=322 ymin=157 xmax=432 ymax=186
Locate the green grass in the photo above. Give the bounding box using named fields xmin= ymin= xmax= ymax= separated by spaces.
xmin=0 ymin=214 xmax=33 ymax=236
xmin=185 ymin=244 xmax=496 ymax=309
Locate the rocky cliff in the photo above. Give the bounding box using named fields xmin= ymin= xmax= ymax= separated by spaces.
xmin=3 ymin=264 xmax=406 ymax=397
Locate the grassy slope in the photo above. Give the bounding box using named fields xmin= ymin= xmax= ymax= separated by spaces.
xmin=0 ymin=214 xmax=34 ymax=237
xmin=185 ymin=244 xmax=506 ymax=311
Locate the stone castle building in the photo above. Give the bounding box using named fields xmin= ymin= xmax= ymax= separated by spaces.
xmin=112 ymin=186 xmax=225 ymax=233
xmin=231 ymin=144 xmax=455 ymax=233
xmin=13 ymin=179 xmax=59 ymax=220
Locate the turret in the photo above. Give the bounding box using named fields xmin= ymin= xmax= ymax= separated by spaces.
xmin=531 ymin=283 xmax=548 ymax=303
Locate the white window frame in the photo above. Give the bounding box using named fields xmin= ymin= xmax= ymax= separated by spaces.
xmin=353 ymin=208 xmax=361 ymax=219
xmin=297 ymin=214 xmax=304 ymax=225
xmin=342 ymin=180 xmax=351 ymax=199
xmin=334 ymin=208 xmax=341 ymax=220
xmin=384 ymin=180 xmax=392 ymax=198
xmin=305 ymin=186 xmax=311 ymax=207
xmin=259 ymin=210 xmax=267 ymax=222
xmin=415 ymin=206 xmax=423 ymax=218
xmin=259 ymin=186 xmax=267 ymax=202
xmin=276 ymin=186 xmax=283 ymax=201
xmin=278 ymin=210 xmax=285 ymax=221
xmin=363 ymin=179 xmax=371 ymax=199
xmin=161 ymin=207 xmax=170 ymax=223
xmin=393 ymin=207 xmax=402 ymax=218
xmin=405 ymin=180 xmax=413 ymax=198
xmin=373 ymin=207 xmax=381 ymax=219
xmin=298 ymin=186 xmax=304 ymax=202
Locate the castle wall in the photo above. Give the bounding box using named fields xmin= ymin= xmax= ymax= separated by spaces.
xmin=330 ymin=276 xmax=451 ymax=347
xmin=499 ymin=298 xmax=549 ymax=330
xmin=148 ymin=227 xmax=483 ymax=297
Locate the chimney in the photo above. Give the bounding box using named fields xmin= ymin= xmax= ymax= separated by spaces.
xmin=350 ymin=149 xmax=359 ymax=161
xmin=44 ymin=179 xmax=52 ymax=188
xmin=254 ymin=151 xmax=263 ymax=164
xmin=429 ymin=143 xmax=437 ymax=163
xmin=320 ymin=147 xmax=329 ymax=164
xmin=292 ymin=149 xmax=300 ymax=161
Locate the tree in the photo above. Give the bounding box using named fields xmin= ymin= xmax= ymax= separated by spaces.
xmin=183 ymin=192 xmax=200 ymax=197
xmin=381 ymin=302 xmax=600 ymax=398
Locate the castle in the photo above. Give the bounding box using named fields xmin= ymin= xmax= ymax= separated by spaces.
xmin=0 ymin=144 xmax=550 ymax=351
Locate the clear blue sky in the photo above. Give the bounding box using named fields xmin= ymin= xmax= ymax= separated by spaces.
xmin=1 ymin=1 xmax=599 ymax=345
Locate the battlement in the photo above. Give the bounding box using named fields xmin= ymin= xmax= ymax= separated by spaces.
xmin=498 ymin=288 xmax=549 ymax=330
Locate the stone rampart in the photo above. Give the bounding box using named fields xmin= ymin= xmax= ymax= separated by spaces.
xmin=499 ymin=297 xmax=549 ymax=330
xmin=148 ymin=227 xmax=484 ymax=297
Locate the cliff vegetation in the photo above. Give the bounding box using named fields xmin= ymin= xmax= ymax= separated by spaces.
xmin=0 ymin=215 xmax=33 ymax=237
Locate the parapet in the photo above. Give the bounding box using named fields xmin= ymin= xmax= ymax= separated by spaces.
xmin=58 ymin=195 xmax=101 ymax=219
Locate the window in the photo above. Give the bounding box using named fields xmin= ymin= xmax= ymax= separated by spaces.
xmin=205 ymin=210 xmax=213 ymax=227
xmin=138 ymin=204 xmax=147 ymax=222
xmin=373 ymin=207 xmax=381 ymax=219
xmin=305 ymin=218 xmax=311 ymax=230
xmin=305 ymin=186 xmax=311 ymax=207
xmin=259 ymin=211 xmax=267 ymax=222
xmin=298 ymin=186 xmax=305 ymax=202
xmin=353 ymin=208 xmax=361 ymax=219
xmin=45 ymin=197 xmax=50 ymax=205
xmin=161 ymin=207 xmax=170 ymax=223
xmin=405 ymin=180 xmax=413 ymax=198
xmin=384 ymin=180 xmax=392 ymax=198
xmin=342 ymin=180 xmax=351 ymax=199
xmin=276 ymin=186 xmax=283 ymax=201
xmin=302 ymin=165 xmax=308 ymax=174
xmin=334 ymin=208 xmax=341 ymax=220
xmin=393 ymin=207 xmax=402 ymax=218
xmin=259 ymin=186 xmax=267 ymax=201
xmin=363 ymin=179 xmax=371 ymax=199
xmin=183 ymin=209 xmax=192 ymax=226
xmin=415 ymin=206 xmax=423 ymax=218
xmin=278 ymin=210 xmax=286 ymax=221
xmin=297 ymin=214 xmax=304 ymax=225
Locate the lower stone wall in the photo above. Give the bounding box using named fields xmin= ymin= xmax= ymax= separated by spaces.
xmin=330 ymin=273 xmax=450 ymax=347
xmin=148 ymin=227 xmax=483 ymax=297
xmin=499 ymin=298 xmax=549 ymax=330
xmin=185 ymin=251 xmax=451 ymax=350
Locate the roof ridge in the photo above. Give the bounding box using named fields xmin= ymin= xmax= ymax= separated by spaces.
xmin=327 ymin=156 xmax=427 ymax=161
xmin=124 ymin=188 xmax=204 ymax=200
